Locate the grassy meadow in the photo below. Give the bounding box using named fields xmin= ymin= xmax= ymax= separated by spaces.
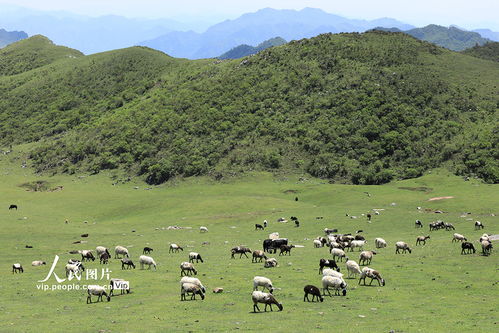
xmin=0 ymin=148 xmax=497 ymax=332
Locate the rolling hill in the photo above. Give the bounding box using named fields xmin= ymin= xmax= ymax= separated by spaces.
xmin=462 ymin=42 xmax=499 ymax=62
xmin=373 ymin=25 xmax=490 ymax=51
xmin=218 ymin=37 xmax=286 ymax=59
xmin=0 ymin=32 xmax=497 ymax=185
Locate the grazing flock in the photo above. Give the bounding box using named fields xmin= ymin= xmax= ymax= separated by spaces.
xmin=8 ymin=202 xmax=495 ymax=313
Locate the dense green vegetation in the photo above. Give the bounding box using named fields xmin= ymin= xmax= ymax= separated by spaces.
xmin=0 ymin=35 xmax=83 ymax=76
xmin=462 ymin=42 xmax=499 ymax=62
xmin=0 ymin=149 xmax=497 ymax=332
xmin=0 ymin=31 xmax=498 ymax=184
xmin=219 ymin=37 xmax=287 ymax=59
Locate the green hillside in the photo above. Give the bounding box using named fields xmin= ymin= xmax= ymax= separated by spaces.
xmin=0 ymin=31 xmax=498 ymax=184
xmin=405 ymin=25 xmax=490 ymax=51
xmin=0 ymin=35 xmax=83 ymax=76
xmin=219 ymin=37 xmax=287 ymax=59
xmin=462 ymin=42 xmax=499 ymax=62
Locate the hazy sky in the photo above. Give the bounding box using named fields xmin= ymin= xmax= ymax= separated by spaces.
xmin=1 ymin=0 xmax=498 ymax=30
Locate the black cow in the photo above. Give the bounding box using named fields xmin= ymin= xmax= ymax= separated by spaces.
xmin=263 ymin=238 xmax=288 ymax=253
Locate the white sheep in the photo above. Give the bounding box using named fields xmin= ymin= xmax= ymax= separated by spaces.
xmin=65 ymin=263 xmax=84 ymax=277
xmin=313 ymin=239 xmax=323 ymax=248
xmin=253 ymin=276 xmax=274 ymax=293
xmin=481 ymin=240 xmax=493 ymax=256
xmin=114 ymin=245 xmax=129 ymax=259
xmin=359 ymin=250 xmax=376 ymax=265
xmin=251 ymin=291 xmax=283 ymax=312
xmin=375 ymin=238 xmax=387 ymax=248
xmin=180 ymin=262 xmax=197 ymax=276
xmin=269 ymin=232 xmax=280 ymax=240
xmin=87 ymin=285 xmax=110 ymax=303
xmin=139 ymin=255 xmax=157 ymax=270
xmin=331 ymin=248 xmax=347 ymax=262
xmin=348 ymin=240 xmax=366 ymax=252
xmin=345 ymin=259 xmax=362 ymax=278
xmin=181 ymin=282 xmax=205 ymax=300
xmin=322 ymin=268 xmax=344 ymax=278
xmin=452 ymin=233 xmax=467 ymax=242
xmin=96 ymin=246 xmax=109 ymax=257
xmin=180 ymin=276 xmax=206 ymax=293
xmin=188 ymin=252 xmax=204 ymax=263
xmin=109 ymin=278 xmax=130 ymax=296
xmin=264 ymin=258 xmax=278 ymax=268
xmin=321 ymin=275 xmax=347 ymax=296
xmin=359 ymin=267 xmax=385 ymax=286
xmin=479 ymin=234 xmax=490 ymax=242
xmin=199 ymin=226 xmax=208 ymax=233
xmin=12 ymin=263 xmax=24 ymax=273
xmin=31 ymin=261 xmax=46 ymax=266
xmin=395 ymin=241 xmax=412 ymax=254
xmin=169 ymin=243 xmax=183 ymax=253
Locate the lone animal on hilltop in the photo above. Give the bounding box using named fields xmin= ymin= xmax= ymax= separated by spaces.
xmin=9 ymin=204 xmax=17 ymax=210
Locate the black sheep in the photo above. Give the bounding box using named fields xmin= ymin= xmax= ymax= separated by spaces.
xmin=303 ymin=285 xmax=323 ymax=302
xmin=461 ymin=242 xmax=476 ymax=254
xmin=318 ymin=258 xmax=340 ymax=274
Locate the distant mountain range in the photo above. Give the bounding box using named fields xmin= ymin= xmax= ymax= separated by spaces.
xmin=472 ymin=29 xmax=499 ymax=42
xmin=140 ymin=8 xmax=415 ymax=59
xmin=0 ymin=28 xmax=27 ymax=48
xmin=218 ymin=37 xmax=287 ymax=59
xmin=373 ymin=25 xmax=490 ymax=51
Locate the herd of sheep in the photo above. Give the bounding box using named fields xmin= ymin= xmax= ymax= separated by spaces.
xmin=10 ymin=209 xmax=495 ymax=312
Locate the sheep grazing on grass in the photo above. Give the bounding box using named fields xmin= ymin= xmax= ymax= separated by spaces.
xmin=96 ymin=246 xmax=110 ymax=257
xmin=139 ymin=255 xmax=157 ymax=270
xmin=65 ymin=262 xmax=84 ymax=277
xmin=375 ymin=238 xmax=387 ymax=249
xmin=395 ymin=242 xmax=412 ymax=254
xmin=359 ymin=267 xmax=385 ymax=286
xmin=181 ymin=283 xmax=205 ymax=301
xmin=324 ymin=228 xmax=338 ymax=235
xmin=279 ymin=245 xmax=295 ymax=256
xmin=109 ymin=278 xmax=130 ymax=296
xmin=330 ymin=248 xmax=347 ymax=262
xmin=114 ymin=246 xmax=129 ymax=259
xmin=180 ymin=277 xmax=206 ymax=293
xmin=345 ymin=259 xmax=362 ymax=278
xmin=481 ymin=240 xmax=493 ymax=256
xmin=31 ymin=261 xmax=46 ymax=266
xmin=253 ymin=276 xmax=274 ymax=293
xmin=416 ymin=236 xmax=430 ymax=246
xmin=319 ymin=259 xmax=340 ymax=274
xmin=348 ymin=240 xmax=367 ymax=252
xmin=264 ymin=258 xmax=278 ymax=268
xmin=354 ymin=234 xmax=365 ymax=241
xmin=445 ymin=223 xmax=455 ymax=231
xmin=100 ymin=252 xmax=111 ymax=264
xmin=199 ymin=226 xmax=208 ymax=233
xmin=189 ymin=252 xmax=204 ymax=263
xmin=322 ymin=268 xmax=344 ymax=279
xmin=143 ymin=247 xmax=153 ymax=254
xmin=169 ymin=244 xmax=183 ymax=253
xmin=213 ymin=288 xmax=224 ymax=293
xmin=180 ymin=262 xmax=197 ymax=276
xmin=452 ymin=233 xmax=467 ymax=242
xmin=359 ymin=251 xmax=376 ymax=265
xmin=474 ymin=221 xmax=484 ymax=230
xmin=12 ymin=263 xmax=23 ymax=273
xmin=255 ymin=224 xmax=265 ymax=230
xmin=321 ymin=276 xmax=347 ymax=296
xmin=303 ymin=285 xmax=324 ymax=302
xmin=252 ymin=291 xmax=283 ymax=312
xmin=461 ymin=242 xmax=476 ymax=254
xmin=80 ymin=250 xmax=95 ymax=262
xmin=415 ymin=220 xmax=423 ymax=228
xmin=121 ymin=258 xmax=135 ymax=269
xmin=252 ymin=250 xmax=267 ymax=263
xmin=87 ymin=285 xmax=110 ymax=303
xmin=231 ymin=246 xmax=251 ymax=259
xmin=479 ymin=234 xmax=490 ymax=242
xmin=313 ymin=239 xmax=323 ymax=248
